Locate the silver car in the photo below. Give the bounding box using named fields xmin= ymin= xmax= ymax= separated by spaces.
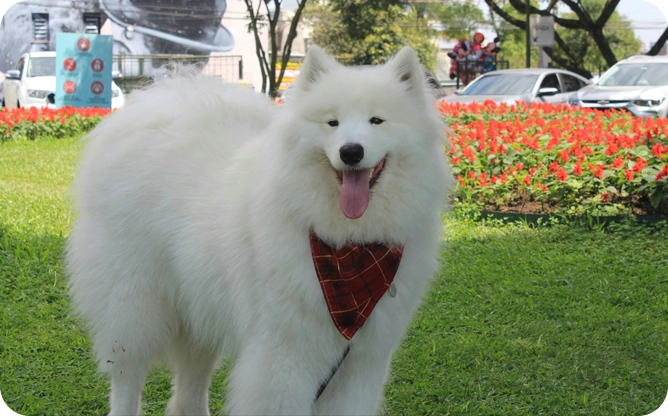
xmin=440 ymin=68 xmax=590 ymax=105
xmin=569 ymin=55 xmax=668 ymax=117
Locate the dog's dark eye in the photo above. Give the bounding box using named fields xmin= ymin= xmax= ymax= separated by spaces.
xmin=327 ymin=120 xmax=339 ymax=127
xmin=369 ymin=117 xmax=384 ymax=125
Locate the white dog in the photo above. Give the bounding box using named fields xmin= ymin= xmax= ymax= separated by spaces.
xmin=67 ymin=45 xmax=452 ymax=415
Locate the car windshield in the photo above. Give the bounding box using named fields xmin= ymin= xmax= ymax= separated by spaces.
xmin=460 ymin=74 xmax=539 ymax=96
xmin=597 ymin=63 xmax=668 ymax=86
xmin=26 ymin=57 xmax=55 ymax=77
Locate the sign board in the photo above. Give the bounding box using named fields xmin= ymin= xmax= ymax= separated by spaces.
xmin=55 ymin=33 xmax=113 ymax=108
xmin=530 ymin=15 xmax=555 ymax=47
xmin=276 ymin=61 xmax=302 ymax=91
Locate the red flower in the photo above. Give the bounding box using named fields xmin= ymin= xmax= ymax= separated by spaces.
xmin=624 ymin=169 xmax=635 ymax=181
xmin=656 ymin=165 xmax=668 ymax=181
xmin=556 ymin=168 xmax=568 ymax=181
xmin=633 ymin=158 xmax=648 ymax=173
xmin=462 ymin=146 xmax=476 ymax=162
xmin=605 ymin=143 xmax=619 ymax=156
xmin=591 ymin=165 xmax=605 ymax=179
xmin=440 ymin=102 xmax=668 ymax=207
xmin=612 ymin=156 xmax=624 ymax=169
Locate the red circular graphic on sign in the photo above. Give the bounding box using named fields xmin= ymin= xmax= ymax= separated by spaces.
xmin=77 ymin=38 xmax=91 ymax=52
xmin=63 ymin=80 xmax=77 ymax=94
xmin=91 ymin=81 xmax=104 ymax=95
xmin=91 ymin=59 xmax=104 ymax=73
xmin=63 ymin=58 xmax=76 ymax=71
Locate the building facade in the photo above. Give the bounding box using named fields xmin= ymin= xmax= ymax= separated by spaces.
xmin=0 ymin=0 xmax=270 ymax=90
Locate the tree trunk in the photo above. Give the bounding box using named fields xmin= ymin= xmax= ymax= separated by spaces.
xmin=647 ymin=27 xmax=668 ymax=56
xmin=486 ymin=0 xmax=623 ymax=74
xmin=243 ymin=0 xmax=309 ymax=97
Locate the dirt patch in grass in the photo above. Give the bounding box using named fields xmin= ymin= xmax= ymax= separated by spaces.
xmin=478 ymin=193 xmax=668 ymax=218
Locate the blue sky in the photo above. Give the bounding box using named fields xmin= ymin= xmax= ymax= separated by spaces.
xmin=617 ymin=0 xmax=667 ymax=51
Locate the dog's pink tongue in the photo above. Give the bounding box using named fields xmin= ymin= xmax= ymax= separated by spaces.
xmin=340 ymin=169 xmax=371 ymax=219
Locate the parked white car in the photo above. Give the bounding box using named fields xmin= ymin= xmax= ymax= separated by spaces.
xmin=2 ymin=51 xmax=124 ymax=110
xmin=440 ymin=68 xmax=590 ymax=105
xmin=569 ymin=55 xmax=668 ymax=118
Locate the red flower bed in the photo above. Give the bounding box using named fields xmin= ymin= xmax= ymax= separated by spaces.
xmin=439 ymin=100 xmax=668 ymax=216
xmin=1 ymin=106 xmax=110 ymax=142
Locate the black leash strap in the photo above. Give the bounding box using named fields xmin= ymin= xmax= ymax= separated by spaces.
xmin=314 ymin=344 xmax=351 ymax=402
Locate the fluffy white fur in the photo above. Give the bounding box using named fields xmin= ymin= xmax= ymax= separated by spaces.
xmin=67 ymin=46 xmax=453 ymax=416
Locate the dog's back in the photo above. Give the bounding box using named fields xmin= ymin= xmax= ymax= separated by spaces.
xmin=67 ymin=73 xmax=274 ymax=369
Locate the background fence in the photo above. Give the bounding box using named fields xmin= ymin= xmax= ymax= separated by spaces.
xmin=112 ymin=54 xmax=243 ymax=92
xmin=455 ymin=59 xmax=510 ymax=88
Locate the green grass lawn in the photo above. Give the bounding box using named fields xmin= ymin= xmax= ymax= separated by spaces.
xmin=1 ymin=137 xmax=667 ymax=415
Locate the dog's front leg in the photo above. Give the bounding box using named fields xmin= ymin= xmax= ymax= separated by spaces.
xmin=224 ymin=342 xmax=323 ymax=416
xmin=311 ymin=336 xmax=394 ymax=416
xmin=312 ymin=286 xmax=422 ymax=416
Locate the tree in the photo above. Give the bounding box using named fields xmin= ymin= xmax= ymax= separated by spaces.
xmin=243 ymin=0 xmax=309 ymax=97
xmin=647 ymin=28 xmax=668 ymax=56
xmin=494 ymin=23 xmax=541 ymax=70
xmin=304 ymin=0 xmax=437 ymax=69
xmin=433 ymin=0 xmax=486 ymax=41
xmin=483 ymin=0 xmax=642 ymax=78
xmin=556 ymin=2 xmax=640 ymax=75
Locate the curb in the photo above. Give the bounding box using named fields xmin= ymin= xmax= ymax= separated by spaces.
xmin=480 ymin=210 xmax=668 ymax=226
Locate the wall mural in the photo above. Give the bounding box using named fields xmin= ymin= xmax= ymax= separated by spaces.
xmin=0 ymin=0 xmax=234 ymax=73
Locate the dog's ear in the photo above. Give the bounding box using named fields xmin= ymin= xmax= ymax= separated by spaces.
xmin=387 ymin=46 xmax=424 ymax=93
xmin=297 ymin=45 xmax=334 ymax=91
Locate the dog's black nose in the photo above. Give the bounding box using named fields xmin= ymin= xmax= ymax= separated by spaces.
xmin=339 ymin=143 xmax=364 ymax=166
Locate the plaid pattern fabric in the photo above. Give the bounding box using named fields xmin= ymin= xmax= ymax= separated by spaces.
xmin=310 ymin=232 xmax=404 ymax=340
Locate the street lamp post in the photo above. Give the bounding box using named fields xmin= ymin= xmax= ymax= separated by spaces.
xmin=525 ymin=0 xmax=531 ymax=68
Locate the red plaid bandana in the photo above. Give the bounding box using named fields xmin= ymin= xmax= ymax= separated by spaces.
xmin=310 ymin=232 xmax=404 ymax=340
